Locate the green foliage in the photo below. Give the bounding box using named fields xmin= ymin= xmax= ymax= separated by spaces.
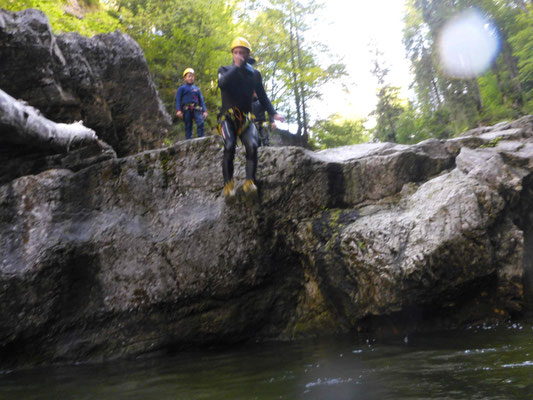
xmin=402 ymin=0 xmax=533 ymax=140
xmin=509 ymin=6 xmax=533 ymax=113
xmin=369 ymin=49 xmax=409 ymax=143
xmin=0 ymin=0 xmax=121 ymax=35
xmin=395 ymin=104 xmax=455 ymax=144
xmin=112 ymin=0 xmax=237 ymax=132
xmin=312 ymin=114 xmax=369 ymax=149
xmin=6 ymin=0 xmax=532 ymax=145
xmin=371 ymin=86 xmax=406 ymax=143
xmin=478 ymin=71 xmax=521 ymax=121
xmin=243 ymin=0 xmax=346 ymax=139
xmin=480 ymin=136 xmax=501 ymax=148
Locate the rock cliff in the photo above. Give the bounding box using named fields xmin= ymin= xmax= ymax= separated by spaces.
xmin=2 ymin=105 xmax=533 ymax=368
xmin=1 ymin=9 xmax=533 ymax=370
xmin=0 ymin=8 xmax=171 ymax=157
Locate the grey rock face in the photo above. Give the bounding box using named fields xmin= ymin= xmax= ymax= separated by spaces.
xmin=0 ymin=8 xmax=171 ymax=157
xmin=0 ymin=89 xmax=115 ymax=185
xmin=2 ymin=115 xmax=533 ymax=369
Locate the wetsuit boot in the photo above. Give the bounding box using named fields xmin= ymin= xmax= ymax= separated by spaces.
xmin=243 ymin=178 xmax=258 ymax=202
xmin=224 ymin=179 xmax=236 ymax=200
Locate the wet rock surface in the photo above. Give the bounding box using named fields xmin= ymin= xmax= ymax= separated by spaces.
xmin=2 ymin=115 xmax=533 ymax=368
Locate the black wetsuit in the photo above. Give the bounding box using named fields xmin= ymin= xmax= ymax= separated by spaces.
xmin=218 ymin=62 xmax=276 ymax=184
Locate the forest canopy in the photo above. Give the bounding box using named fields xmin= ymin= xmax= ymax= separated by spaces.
xmin=2 ymin=0 xmax=532 ymax=148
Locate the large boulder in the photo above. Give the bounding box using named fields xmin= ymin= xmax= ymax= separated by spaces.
xmin=1 ymin=106 xmax=533 ymax=368
xmin=0 ymin=89 xmax=115 ymax=185
xmin=0 ymin=8 xmax=171 ymax=157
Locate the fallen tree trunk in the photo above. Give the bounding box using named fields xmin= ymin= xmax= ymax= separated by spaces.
xmin=0 ymin=88 xmax=98 ymax=153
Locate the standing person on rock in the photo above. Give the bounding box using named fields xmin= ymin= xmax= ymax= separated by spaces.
xmin=218 ymin=37 xmax=285 ymax=199
xmin=252 ymin=92 xmax=276 ymax=147
xmin=176 ymin=68 xmax=208 ymax=139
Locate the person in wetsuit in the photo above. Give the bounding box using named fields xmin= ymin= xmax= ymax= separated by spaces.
xmin=218 ymin=37 xmax=285 ymax=198
xmin=252 ymin=93 xmax=276 ymax=146
xmin=176 ymin=68 xmax=208 ymax=139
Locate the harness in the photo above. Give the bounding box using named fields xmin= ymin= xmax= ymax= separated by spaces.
xmin=182 ymin=103 xmax=203 ymax=112
xmin=218 ymin=107 xmax=255 ymax=136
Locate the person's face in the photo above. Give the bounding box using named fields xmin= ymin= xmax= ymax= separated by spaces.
xmin=184 ymin=73 xmax=195 ymax=84
xmin=232 ymin=47 xmax=249 ymax=64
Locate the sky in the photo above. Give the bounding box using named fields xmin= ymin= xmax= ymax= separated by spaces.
xmin=304 ymin=0 xmax=413 ymax=124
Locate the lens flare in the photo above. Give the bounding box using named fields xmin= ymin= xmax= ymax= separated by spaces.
xmin=437 ymin=9 xmax=501 ymax=79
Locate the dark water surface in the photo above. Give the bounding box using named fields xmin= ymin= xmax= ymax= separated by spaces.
xmin=1 ymin=318 xmax=532 ymax=400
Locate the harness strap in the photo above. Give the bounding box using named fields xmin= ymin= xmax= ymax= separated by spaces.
xmin=182 ymin=103 xmax=203 ymax=112
xmin=218 ymin=107 xmax=254 ymax=136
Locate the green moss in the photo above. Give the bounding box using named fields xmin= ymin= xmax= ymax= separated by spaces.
xmin=325 ymin=232 xmax=339 ymax=251
xmin=291 ymin=310 xmax=336 ymax=336
xmin=288 ymin=277 xmax=338 ymax=337
xmin=328 ymin=209 xmax=342 ymax=228
xmin=159 ymin=152 xmax=171 ymax=174
xmin=480 ymin=136 xmax=502 ymax=148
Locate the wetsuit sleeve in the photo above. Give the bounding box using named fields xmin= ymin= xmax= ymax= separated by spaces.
xmin=176 ymin=86 xmax=183 ymax=110
xmin=218 ymin=65 xmax=240 ymax=89
xmin=254 ymin=70 xmax=276 ymax=116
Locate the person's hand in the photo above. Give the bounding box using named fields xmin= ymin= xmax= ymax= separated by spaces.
xmin=176 ymin=110 xmax=183 ymax=118
xmin=271 ymin=122 xmax=277 ymax=130
xmin=273 ymin=113 xmax=285 ymax=123
xmin=203 ymin=111 xmax=208 ymax=120
xmin=234 ymin=54 xmax=245 ymax=67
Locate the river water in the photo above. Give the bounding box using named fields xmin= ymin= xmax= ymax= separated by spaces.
xmin=1 ymin=318 xmax=532 ymax=400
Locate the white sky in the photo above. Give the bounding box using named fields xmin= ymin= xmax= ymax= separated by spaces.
xmin=306 ymin=0 xmax=413 ymax=122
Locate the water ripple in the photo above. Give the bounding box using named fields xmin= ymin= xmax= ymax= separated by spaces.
xmin=501 ymin=361 xmax=533 ymax=368
xmin=305 ymin=377 xmax=355 ymax=388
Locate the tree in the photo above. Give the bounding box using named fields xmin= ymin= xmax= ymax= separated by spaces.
xmin=312 ymin=114 xmax=368 ymax=149
xmin=243 ymin=0 xmax=346 ymax=142
xmin=403 ymin=0 xmax=533 ymax=134
xmin=369 ymin=48 xmax=407 ymax=143
xmin=1 ymin=0 xmax=121 ymax=35
xmin=111 ymin=0 xmax=238 ymax=127
xmin=508 ymin=3 xmax=533 ymax=112
xmin=403 ymin=0 xmax=484 ymax=134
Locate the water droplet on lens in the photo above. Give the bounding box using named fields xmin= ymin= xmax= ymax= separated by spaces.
xmin=437 ymin=8 xmax=500 ymax=78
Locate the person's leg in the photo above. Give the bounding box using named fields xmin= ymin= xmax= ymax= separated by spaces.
xmin=256 ymin=123 xmax=264 ymax=147
xmin=183 ymin=108 xmax=193 ymax=140
xmin=194 ymin=109 xmax=205 ymax=137
xmin=241 ymin=123 xmax=259 ymax=183
xmin=220 ymin=119 xmax=237 ymax=187
xmin=263 ymin=125 xmax=270 ymax=146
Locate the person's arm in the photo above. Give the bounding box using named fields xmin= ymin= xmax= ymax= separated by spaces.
xmin=268 ymin=113 xmax=276 ymax=128
xmin=198 ymin=89 xmax=208 ymax=118
xmin=255 ymin=71 xmax=284 ymax=122
xmin=218 ymin=65 xmax=241 ymax=90
xmin=175 ymin=87 xmax=183 ymax=118
xmin=198 ymin=89 xmax=207 ymax=112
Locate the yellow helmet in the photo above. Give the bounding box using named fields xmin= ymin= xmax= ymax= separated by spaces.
xmin=183 ymin=67 xmax=195 ymax=78
xmin=231 ymin=37 xmax=252 ymax=53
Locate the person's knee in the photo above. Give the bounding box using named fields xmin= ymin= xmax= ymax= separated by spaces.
xmin=224 ymin=135 xmax=236 ymax=152
xmin=246 ymin=136 xmax=258 ymax=154
xmin=244 ymin=140 xmax=257 ymax=159
xmin=224 ymin=142 xmax=236 ymax=154
xmin=221 ymin=122 xmax=237 ymax=150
